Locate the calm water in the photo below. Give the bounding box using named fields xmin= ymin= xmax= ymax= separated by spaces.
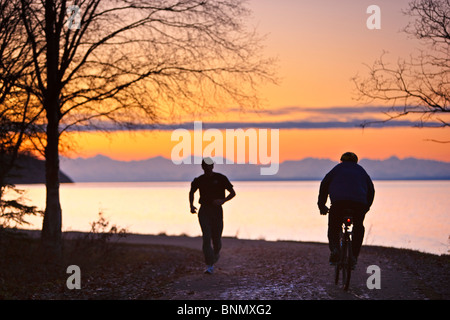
xmin=13 ymin=181 xmax=450 ymax=255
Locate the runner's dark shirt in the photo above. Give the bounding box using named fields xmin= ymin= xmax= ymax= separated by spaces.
xmin=191 ymin=172 xmax=233 ymax=205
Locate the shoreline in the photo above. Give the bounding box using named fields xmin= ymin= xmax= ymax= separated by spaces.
xmin=9 ymin=228 xmax=449 ymax=257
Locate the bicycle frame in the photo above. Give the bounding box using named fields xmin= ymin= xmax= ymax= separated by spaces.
xmin=335 ymin=216 xmax=353 ymax=291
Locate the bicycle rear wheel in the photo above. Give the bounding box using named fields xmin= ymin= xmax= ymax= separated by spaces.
xmin=342 ymin=239 xmax=352 ymax=291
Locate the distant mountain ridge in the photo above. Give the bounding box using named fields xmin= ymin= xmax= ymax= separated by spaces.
xmin=60 ymin=155 xmax=450 ymax=182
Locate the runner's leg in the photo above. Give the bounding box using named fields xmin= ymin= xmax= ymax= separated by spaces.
xmin=198 ymin=205 xmax=215 ymax=266
xmin=211 ymin=206 xmax=223 ymax=263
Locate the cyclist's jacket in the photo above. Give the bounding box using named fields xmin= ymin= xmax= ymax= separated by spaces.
xmin=318 ymin=162 xmax=375 ymax=209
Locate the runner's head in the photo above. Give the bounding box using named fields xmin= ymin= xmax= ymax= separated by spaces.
xmin=201 ymin=157 xmax=214 ymax=173
xmin=340 ymin=152 xmax=358 ymax=163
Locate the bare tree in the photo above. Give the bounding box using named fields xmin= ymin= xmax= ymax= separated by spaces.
xmin=4 ymin=0 xmax=274 ymax=254
xmin=353 ymin=0 xmax=449 ymax=136
xmin=0 ymin=0 xmax=44 ymax=227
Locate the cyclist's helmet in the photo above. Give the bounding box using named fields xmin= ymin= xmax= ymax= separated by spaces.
xmin=340 ymin=152 xmax=358 ymax=163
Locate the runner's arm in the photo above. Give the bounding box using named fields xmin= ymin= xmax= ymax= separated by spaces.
xmin=213 ymin=187 xmax=236 ymax=206
xmin=225 ymin=187 xmax=236 ymax=203
xmin=189 ymin=180 xmax=198 ymax=213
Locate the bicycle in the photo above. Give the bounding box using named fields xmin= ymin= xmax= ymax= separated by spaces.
xmin=334 ymin=213 xmax=354 ymax=291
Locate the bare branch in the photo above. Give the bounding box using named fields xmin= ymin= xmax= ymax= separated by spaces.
xmin=354 ymin=0 xmax=449 ymax=132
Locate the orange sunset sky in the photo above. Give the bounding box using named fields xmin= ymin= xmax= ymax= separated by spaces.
xmin=63 ymin=0 xmax=449 ymax=163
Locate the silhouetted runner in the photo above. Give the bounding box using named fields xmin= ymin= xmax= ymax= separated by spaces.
xmin=189 ymin=158 xmax=236 ymax=274
xmin=318 ymin=152 xmax=375 ymax=267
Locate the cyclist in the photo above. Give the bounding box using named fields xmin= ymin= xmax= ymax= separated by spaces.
xmin=317 ymin=152 xmax=375 ymax=267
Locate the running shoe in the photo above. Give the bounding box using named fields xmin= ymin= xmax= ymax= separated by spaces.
xmin=204 ymin=265 xmax=214 ymax=274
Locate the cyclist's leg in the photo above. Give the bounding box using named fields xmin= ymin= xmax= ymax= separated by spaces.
xmin=349 ymin=202 xmax=367 ymax=260
xmin=352 ymin=210 xmax=366 ymax=259
xmin=328 ymin=203 xmax=344 ymax=262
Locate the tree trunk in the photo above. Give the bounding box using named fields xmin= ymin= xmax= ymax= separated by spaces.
xmin=41 ymin=108 xmax=62 ymax=255
xmin=41 ymin=0 xmax=62 ymax=257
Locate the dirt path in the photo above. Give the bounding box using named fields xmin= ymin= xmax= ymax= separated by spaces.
xmin=121 ymin=235 xmax=449 ymax=300
xmin=7 ymin=231 xmax=447 ymax=300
